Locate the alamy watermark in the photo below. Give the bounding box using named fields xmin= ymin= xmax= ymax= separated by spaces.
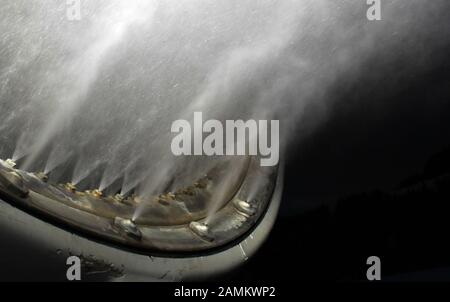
xmin=66 ymin=255 xmax=81 ymax=281
xmin=171 ymin=112 xmax=279 ymax=167
xmin=66 ymin=1 xmax=381 ymax=23
xmin=67 ymin=0 xmax=82 ymax=21
xmin=366 ymin=256 xmax=381 ymax=281
xmin=367 ymin=0 xmax=382 ymax=21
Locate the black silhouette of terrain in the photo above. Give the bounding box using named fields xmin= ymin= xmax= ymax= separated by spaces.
xmin=232 ymin=146 xmax=450 ymax=281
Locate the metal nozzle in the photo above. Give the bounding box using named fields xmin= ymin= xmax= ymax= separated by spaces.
xmin=91 ymin=189 xmax=103 ymax=198
xmin=4 ymin=159 xmax=17 ymax=169
xmin=233 ymin=199 xmax=256 ymax=217
xmin=189 ymin=221 xmax=214 ymax=242
xmin=114 ymin=193 xmax=125 ymax=202
xmin=113 ymin=217 xmax=142 ymax=240
xmin=65 ymin=183 xmax=77 ymax=193
xmin=34 ymin=172 xmax=49 ymax=182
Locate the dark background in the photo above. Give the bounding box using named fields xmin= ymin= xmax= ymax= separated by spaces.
xmin=233 ymin=39 xmax=450 ymax=281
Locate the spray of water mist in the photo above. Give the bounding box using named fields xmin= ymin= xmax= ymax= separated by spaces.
xmin=44 ymin=148 xmax=73 ymax=175
xmin=0 ymin=1 xmax=449 ymax=222
xmin=72 ymin=159 xmax=103 ymax=186
xmin=20 ymin=1 xmax=158 ymax=171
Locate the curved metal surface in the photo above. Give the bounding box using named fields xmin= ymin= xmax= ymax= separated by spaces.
xmin=0 ymin=156 xmax=278 ymax=254
xmin=0 ymin=168 xmax=283 ymax=281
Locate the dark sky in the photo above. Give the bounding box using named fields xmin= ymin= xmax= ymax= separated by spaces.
xmin=283 ymin=38 xmax=450 ymax=215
